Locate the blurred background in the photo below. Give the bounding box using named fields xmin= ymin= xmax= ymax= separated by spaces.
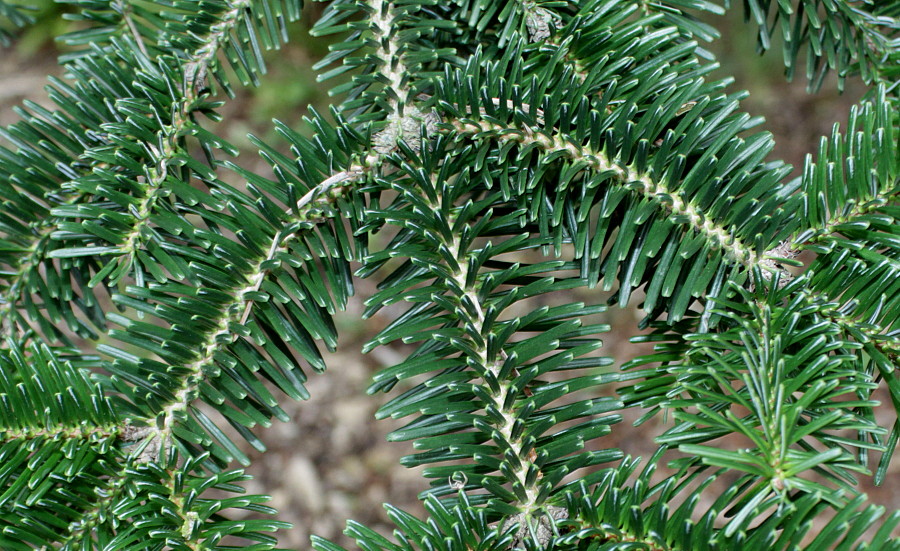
xmin=0 ymin=2 xmax=887 ymax=549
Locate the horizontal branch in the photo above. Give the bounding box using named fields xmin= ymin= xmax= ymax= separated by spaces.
xmin=237 ymin=154 xmax=379 ymax=324
xmin=791 ymin=193 xmax=900 ymax=252
xmin=802 ymin=287 xmax=900 ymax=356
xmin=562 ymin=515 xmax=671 ymax=551
xmin=0 ymin=422 xmax=120 ymax=443
xmin=448 ymin=118 xmax=763 ymax=271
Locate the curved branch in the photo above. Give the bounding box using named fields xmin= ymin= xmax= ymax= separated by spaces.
xmin=449 ymin=118 xmax=764 ymax=271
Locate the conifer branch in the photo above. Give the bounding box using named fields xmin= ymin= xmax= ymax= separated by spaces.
xmin=0 ymin=422 xmax=120 ymax=443
xmin=237 ymin=154 xmax=380 ymax=325
xmin=112 ymin=28 xmax=244 ymax=282
xmin=0 ymin=0 xmax=272 ymax=343
xmin=192 ymin=0 xmax=253 ymax=74
xmin=152 ymin=159 xmax=367 ymax=448
xmin=803 ymin=287 xmax=900 ymax=355
xmin=791 ymin=193 xmax=900 ymax=251
xmin=107 ymin=0 xmax=254 ymax=283
xmin=1 ymin=1 xmax=899 ymax=548
xmin=789 ymin=97 xmax=898 ymax=253
xmin=449 ymin=119 xmax=764 ymax=272
xmin=418 ymin=169 xmax=545 ymax=512
xmin=563 ymin=516 xmax=670 ymax=551
xmin=164 ymin=471 xmax=206 ymax=549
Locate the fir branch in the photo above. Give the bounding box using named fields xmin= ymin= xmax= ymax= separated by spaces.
xmin=163 ymin=468 xmax=208 ymax=549
xmin=363 ymin=138 xmax=620 ymax=515
xmin=416 ymin=168 xmax=546 ymax=513
xmin=803 ymin=285 xmax=900 ymax=356
xmin=0 ymin=342 xmax=127 ymax=548
xmin=0 ymin=2 xmax=256 ymax=342
xmin=93 ymin=0 xmax=256 ymax=285
xmin=237 ymin=154 xmax=380 ymax=325
xmin=560 ymin=515 xmax=670 ymax=551
xmin=0 ymin=342 xmax=119 ymax=437
xmin=55 ymin=454 xmax=288 ymax=550
xmin=0 ymin=78 xmax=136 ymax=342
xmin=0 ymin=422 xmax=120 ymax=443
xmin=191 ymin=0 xmax=259 ymax=81
xmin=790 ymin=91 xmax=898 ymax=252
xmin=792 ymin=194 xmax=900 ymax=251
xmin=0 ymin=0 xmax=302 ymax=344
xmin=92 ymin=112 xmax=368 ymax=464
xmin=448 ymin=118 xmax=767 ymax=272
xmin=312 ymin=0 xmax=454 ymax=115
xmin=150 ymin=169 xmax=357 ymax=453
xmin=1 ymin=0 xmax=899 ymax=548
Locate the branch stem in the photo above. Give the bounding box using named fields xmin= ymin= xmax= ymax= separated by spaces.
xmin=370 ymin=0 xmax=410 ymax=110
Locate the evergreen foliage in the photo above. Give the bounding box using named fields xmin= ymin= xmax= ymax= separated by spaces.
xmin=0 ymin=1 xmax=32 ymax=46
xmin=0 ymin=0 xmax=898 ymax=549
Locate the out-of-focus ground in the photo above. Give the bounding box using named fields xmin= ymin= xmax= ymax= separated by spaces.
xmin=0 ymin=4 xmax=893 ymax=550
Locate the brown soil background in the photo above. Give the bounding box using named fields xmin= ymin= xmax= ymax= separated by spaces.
xmin=1 ymin=4 xmax=896 ymax=549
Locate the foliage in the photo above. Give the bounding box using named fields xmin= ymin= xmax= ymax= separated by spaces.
xmin=0 ymin=1 xmax=33 ymax=45
xmin=0 ymin=0 xmax=899 ymax=549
